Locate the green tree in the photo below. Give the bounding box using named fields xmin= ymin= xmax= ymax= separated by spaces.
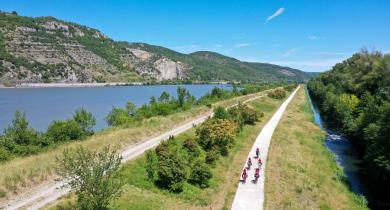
xmin=73 ymin=108 xmax=96 ymax=134
xmin=57 ymin=146 xmax=122 ymax=210
xmin=158 ymin=91 xmax=170 ymax=103
xmin=177 ymin=87 xmax=188 ymax=108
xmin=4 ymin=111 xmax=39 ymax=145
xmin=125 ymin=101 xmax=137 ymax=116
xmin=105 ymin=107 xmax=130 ymax=126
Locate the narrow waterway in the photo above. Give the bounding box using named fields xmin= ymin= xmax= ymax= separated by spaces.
xmin=306 ymin=89 xmax=368 ymax=197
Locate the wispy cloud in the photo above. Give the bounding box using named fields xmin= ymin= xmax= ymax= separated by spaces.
xmin=234 ymin=43 xmax=251 ymax=48
xmin=265 ymin=8 xmax=285 ymax=23
xmin=282 ymin=48 xmax=297 ymax=56
xmin=213 ymin=44 xmax=223 ymax=48
xmin=308 ymin=35 xmax=327 ymax=40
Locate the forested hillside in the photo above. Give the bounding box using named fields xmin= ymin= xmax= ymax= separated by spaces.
xmin=307 ymin=50 xmax=390 ymax=209
xmin=0 ymin=11 xmax=312 ymax=85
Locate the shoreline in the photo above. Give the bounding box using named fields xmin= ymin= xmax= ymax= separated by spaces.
xmin=0 ymin=81 xmax=232 ymax=89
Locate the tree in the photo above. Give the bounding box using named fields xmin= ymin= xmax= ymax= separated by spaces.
xmin=105 ymin=107 xmax=130 ymax=126
xmin=159 ymin=91 xmax=170 ymax=103
xmin=57 ymin=146 xmax=122 ymax=210
xmin=73 ymin=108 xmax=96 ymax=134
xmin=4 ymin=111 xmax=39 ymax=145
xmin=125 ymin=101 xmax=137 ymax=116
xmin=177 ymin=87 xmax=188 ymax=107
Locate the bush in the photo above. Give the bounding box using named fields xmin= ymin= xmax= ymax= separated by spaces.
xmin=283 ymin=84 xmax=297 ymax=91
xmin=268 ymin=88 xmax=286 ymax=99
xmin=73 ymin=108 xmax=96 ymax=134
xmin=145 ymin=150 xmax=159 ymax=181
xmin=57 ymin=146 xmax=122 ymax=210
xmin=3 ymin=111 xmax=39 ymax=145
xmin=0 ymin=146 xmax=11 ymax=162
xmin=105 ymin=107 xmax=131 ymax=126
xmin=213 ymin=106 xmax=229 ymax=119
xmin=196 ymin=119 xmax=237 ymax=155
xmin=205 ymin=149 xmax=220 ymax=164
xmin=228 ymin=103 xmax=260 ymax=127
xmin=182 ymin=138 xmax=201 ymax=158
xmin=189 ymin=161 xmax=212 ymax=188
xmin=46 ymin=120 xmax=85 ymax=142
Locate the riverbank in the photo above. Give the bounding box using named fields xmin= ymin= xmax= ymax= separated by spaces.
xmin=0 ymin=89 xmax=269 ymax=208
xmin=264 ymin=86 xmax=367 ymax=209
xmin=0 ymin=81 xmax=233 ymax=88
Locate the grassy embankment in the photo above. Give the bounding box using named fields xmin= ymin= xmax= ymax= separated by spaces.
xmin=264 ymin=87 xmax=368 ymax=209
xmin=46 ymin=90 xmax=289 ymax=210
xmin=0 ymin=89 xmax=271 ymax=201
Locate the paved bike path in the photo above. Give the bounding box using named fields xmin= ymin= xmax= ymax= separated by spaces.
xmin=231 ymin=86 xmax=300 ymax=210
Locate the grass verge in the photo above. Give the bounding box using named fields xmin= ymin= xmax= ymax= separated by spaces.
xmin=0 ymin=90 xmax=269 ymax=201
xmin=264 ymin=86 xmax=368 ymax=210
xmin=45 ymin=92 xmax=286 ymax=210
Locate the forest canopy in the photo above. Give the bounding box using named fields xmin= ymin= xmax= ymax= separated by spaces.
xmin=307 ymin=50 xmax=390 ymax=208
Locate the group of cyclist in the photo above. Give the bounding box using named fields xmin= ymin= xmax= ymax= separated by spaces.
xmin=241 ymin=147 xmax=262 ymax=183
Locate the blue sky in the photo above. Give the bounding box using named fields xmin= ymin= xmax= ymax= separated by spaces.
xmin=1 ymin=0 xmax=390 ymax=72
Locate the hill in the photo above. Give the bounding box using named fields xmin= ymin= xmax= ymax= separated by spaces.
xmin=0 ymin=12 xmax=312 ymax=85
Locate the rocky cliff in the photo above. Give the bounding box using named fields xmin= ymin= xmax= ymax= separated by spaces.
xmin=0 ymin=12 xmax=312 ymax=85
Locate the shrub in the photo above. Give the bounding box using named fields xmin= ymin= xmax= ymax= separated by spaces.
xmin=196 ymin=119 xmax=237 ymax=155
xmin=3 ymin=111 xmax=39 ymax=145
xmin=73 ymin=108 xmax=96 ymax=134
xmin=213 ymin=106 xmax=229 ymax=119
xmin=155 ymin=146 xmax=188 ymax=192
xmin=182 ymin=138 xmax=201 ymax=158
xmin=57 ymin=146 xmax=122 ymax=210
xmin=189 ymin=161 xmax=212 ymax=188
xmin=205 ymin=149 xmax=220 ymax=164
xmin=105 ymin=107 xmax=130 ymax=126
xmin=46 ymin=120 xmax=84 ymax=142
xmin=228 ymin=103 xmax=260 ymax=127
xmin=0 ymin=146 xmax=11 ymax=162
xmin=268 ymin=88 xmax=286 ymax=99
xmin=283 ymin=84 xmax=297 ymax=91
xmin=145 ymin=150 xmax=159 ymax=181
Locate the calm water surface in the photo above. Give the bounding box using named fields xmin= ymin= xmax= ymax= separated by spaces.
xmin=0 ymin=84 xmax=230 ymax=132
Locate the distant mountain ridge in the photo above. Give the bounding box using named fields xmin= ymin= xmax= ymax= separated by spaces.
xmin=0 ymin=11 xmax=313 ymax=85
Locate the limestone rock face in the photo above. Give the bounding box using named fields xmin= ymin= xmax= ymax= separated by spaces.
xmin=0 ymin=13 xmax=189 ymax=84
xmin=154 ymin=58 xmax=184 ymax=80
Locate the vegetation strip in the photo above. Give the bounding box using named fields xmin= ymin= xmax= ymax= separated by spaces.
xmin=231 ymin=86 xmax=300 ymax=210
xmin=1 ymin=88 xmax=274 ymax=210
xmin=264 ymin=86 xmax=367 ymax=209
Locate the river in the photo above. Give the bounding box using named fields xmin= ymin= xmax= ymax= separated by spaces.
xmin=306 ymin=89 xmax=368 ymax=198
xmin=0 ymin=84 xmax=230 ymax=132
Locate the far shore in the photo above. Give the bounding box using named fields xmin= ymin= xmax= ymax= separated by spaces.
xmin=0 ymin=81 xmax=232 ymax=88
